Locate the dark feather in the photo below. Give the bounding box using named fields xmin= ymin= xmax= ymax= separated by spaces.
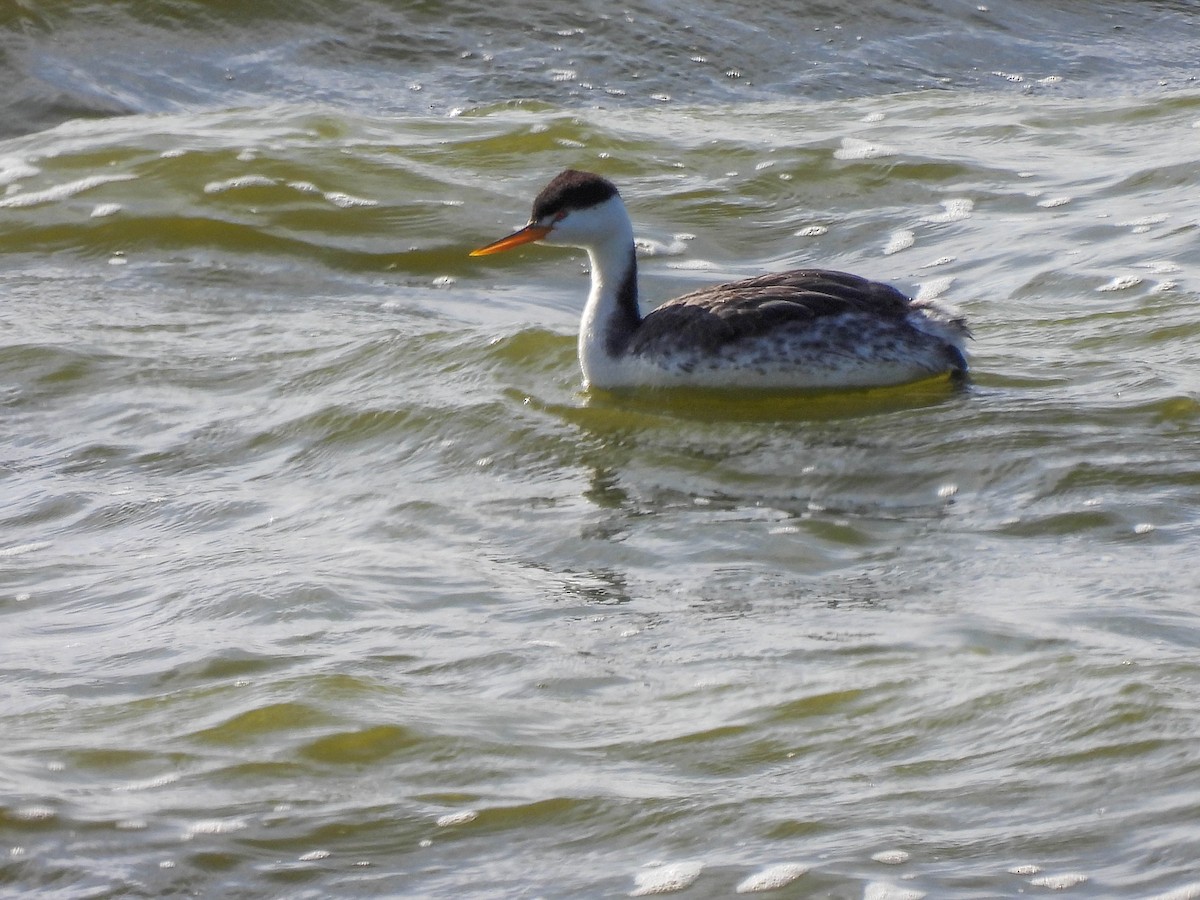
xmin=531 ymin=170 xmax=620 ymax=222
xmin=627 ymin=268 xmax=916 ymax=355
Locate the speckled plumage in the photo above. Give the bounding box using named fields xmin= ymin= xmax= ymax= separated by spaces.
xmin=472 ymin=170 xmax=970 ymax=391
xmin=616 ymin=269 xmax=969 ymax=388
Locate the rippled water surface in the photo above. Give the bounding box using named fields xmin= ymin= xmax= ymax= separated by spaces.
xmin=3 ymin=2 xmax=1200 ymax=897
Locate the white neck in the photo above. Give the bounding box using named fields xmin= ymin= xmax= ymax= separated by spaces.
xmin=552 ymin=197 xmax=641 ymax=386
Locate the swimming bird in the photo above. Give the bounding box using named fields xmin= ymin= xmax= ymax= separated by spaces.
xmin=471 ymin=169 xmax=969 ymax=391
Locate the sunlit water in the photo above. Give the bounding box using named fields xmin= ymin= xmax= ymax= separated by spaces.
xmin=3 ymin=2 xmax=1200 ymax=897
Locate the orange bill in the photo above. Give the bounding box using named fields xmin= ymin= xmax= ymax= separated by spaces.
xmin=469 ymin=223 xmax=551 ymax=256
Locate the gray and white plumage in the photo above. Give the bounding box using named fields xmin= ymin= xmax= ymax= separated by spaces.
xmin=471 ymin=169 xmax=969 ymax=391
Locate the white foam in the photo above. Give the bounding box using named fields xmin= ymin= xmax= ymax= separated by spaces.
xmin=872 ymin=849 xmax=911 ymax=865
xmin=1140 ymin=260 xmax=1181 ymax=274
xmin=1097 ymin=275 xmax=1142 ymax=292
xmin=0 ymin=541 xmax=51 ymax=558
xmin=925 ymin=198 xmax=974 ymax=223
xmin=735 ymin=863 xmax=808 ymax=893
xmin=1037 ymin=196 xmax=1072 ymax=208
xmin=864 ymin=882 xmax=924 ymax=900
xmin=0 ymin=174 xmax=136 ymax=209
xmin=13 ymin=806 xmax=55 ymax=821
xmin=0 ymin=159 xmax=40 ymax=186
xmin=91 ymin=202 xmax=123 ymax=218
xmin=435 ymin=809 xmax=478 ymax=827
xmin=183 ymin=818 xmax=247 ymax=839
xmin=636 ymin=234 xmax=692 ymax=257
xmin=796 ymin=225 xmax=828 ymax=237
xmin=1029 ymin=872 xmax=1088 ymax=890
xmin=203 ymin=175 xmax=278 ymax=194
xmin=916 ymin=277 xmax=954 ymax=301
xmin=883 ymin=230 xmax=915 ymax=255
xmin=834 ymin=138 xmax=898 ymax=160
xmin=1118 ymin=214 xmax=1168 ymax=228
xmin=324 ymin=191 xmax=379 ymax=208
xmin=667 ymin=258 xmax=721 ymax=271
xmin=630 ymin=861 xmax=703 ymax=896
xmin=117 ymin=772 xmax=180 ymax=792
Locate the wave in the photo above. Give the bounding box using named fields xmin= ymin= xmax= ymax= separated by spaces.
xmin=3 ymin=0 xmax=1199 ymax=139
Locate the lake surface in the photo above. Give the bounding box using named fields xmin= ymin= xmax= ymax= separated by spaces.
xmin=2 ymin=2 xmax=1200 ymax=897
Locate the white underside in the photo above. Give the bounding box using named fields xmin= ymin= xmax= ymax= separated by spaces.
xmin=580 ymin=309 xmax=965 ymax=391
xmin=581 ymin=351 xmax=953 ymax=391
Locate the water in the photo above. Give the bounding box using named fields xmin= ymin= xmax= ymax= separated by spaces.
xmin=3 ymin=2 xmax=1200 ymax=897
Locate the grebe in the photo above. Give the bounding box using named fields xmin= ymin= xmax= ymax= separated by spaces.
xmin=471 ymin=169 xmax=969 ymax=391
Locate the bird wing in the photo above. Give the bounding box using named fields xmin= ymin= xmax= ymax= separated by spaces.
xmin=628 ymin=269 xmax=915 ymax=355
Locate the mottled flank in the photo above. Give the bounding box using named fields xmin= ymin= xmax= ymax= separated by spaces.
xmin=615 ymin=268 xmax=969 ymax=388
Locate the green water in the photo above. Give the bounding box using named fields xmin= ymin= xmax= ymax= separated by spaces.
xmin=2 ymin=31 xmax=1200 ymax=900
